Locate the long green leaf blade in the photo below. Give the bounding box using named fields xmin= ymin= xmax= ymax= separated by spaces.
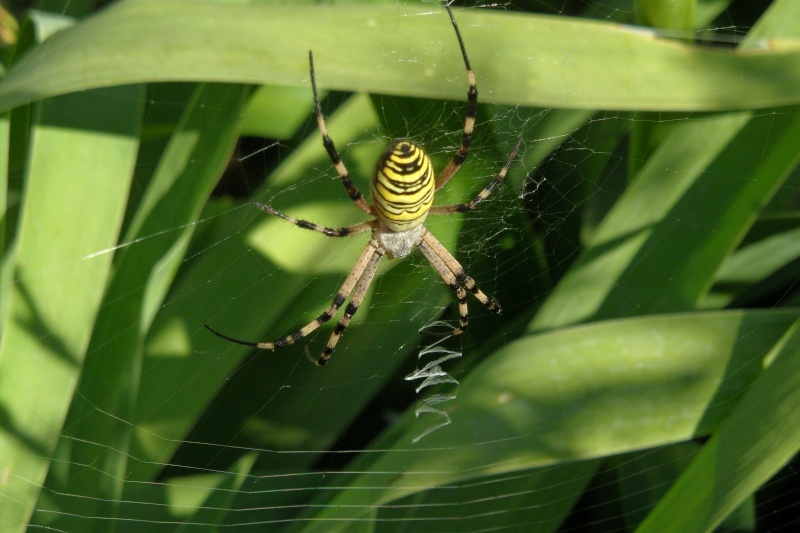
xmin=637 ymin=320 xmax=800 ymax=532
xmin=36 ymin=83 xmax=248 ymax=532
xmin=0 ymin=1 xmax=799 ymax=113
xmin=0 ymin=86 xmax=142 ymax=532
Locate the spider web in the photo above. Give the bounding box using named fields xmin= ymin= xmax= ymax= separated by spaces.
xmin=2 ymin=0 xmax=800 ymax=532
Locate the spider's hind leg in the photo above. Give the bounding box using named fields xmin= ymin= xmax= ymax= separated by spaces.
xmin=205 ymin=240 xmax=382 ymax=360
xmin=429 ymin=135 xmax=522 ymax=216
xmin=315 ymin=245 xmax=384 ymax=366
xmin=416 ymin=229 xmax=501 ymax=336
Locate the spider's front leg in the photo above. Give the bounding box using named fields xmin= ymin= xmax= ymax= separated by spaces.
xmin=252 ymin=202 xmax=375 ymax=237
xmin=308 ymin=51 xmax=375 ymax=216
xmin=429 ymin=135 xmax=523 ymax=216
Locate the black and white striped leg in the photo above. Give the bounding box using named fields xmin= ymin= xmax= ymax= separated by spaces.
xmin=422 ymin=229 xmax=500 ymax=315
xmin=417 ymin=236 xmax=469 ymax=335
xmin=315 ymin=246 xmax=384 ymax=366
xmin=434 ymin=4 xmax=478 ymax=192
xmin=309 ymin=51 xmax=375 ymax=216
xmin=253 ymin=202 xmax=376 ymax=237
xmin=204 ymin=240 xmax=381 ymax=351
xmin=429 ymin=135 xmax=522 ymax=216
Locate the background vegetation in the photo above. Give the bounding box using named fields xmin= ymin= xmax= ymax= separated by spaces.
xmin=1 ymin=0 xmax=800 ymax=531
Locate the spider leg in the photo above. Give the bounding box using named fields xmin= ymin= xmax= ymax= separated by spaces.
xmin=204 ymin=239 xmax=381 ymax=350
xmin=434 ymin=4 xmax=478 ymax=192
xmin=253 ymin=202 xmax=376 ymax=237
xmin=309 ymin=51 xmax=375 ymax=216
xmin=419 ymin=229 xmax=500 ymax=332
xmin=315 ymin=245 xmax=384 ymax=366
xmin=417 ymin=235 xmax=469 ymax=335
xmin=429 ymin=135 xmax=522 ymax=215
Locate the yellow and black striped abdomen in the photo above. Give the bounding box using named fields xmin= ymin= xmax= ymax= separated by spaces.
xmin=371 ymin=140 xmax=435 ymax=232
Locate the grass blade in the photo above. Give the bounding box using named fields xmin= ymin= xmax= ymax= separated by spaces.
xmin=0 ymin=86 xmax=142 ymax=532
xmin=637 ymin=320 xmax=800 ymax=532
xmin=0 ymin=2 xmax=799 ymax=112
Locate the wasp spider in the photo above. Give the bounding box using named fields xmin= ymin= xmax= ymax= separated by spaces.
xmin=205 ymin=4 xmax=521 ymax=366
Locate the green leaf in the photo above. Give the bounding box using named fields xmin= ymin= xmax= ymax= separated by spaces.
xmin=0 ymin=85 xmax=142 ymax=531
xmin=1 ymin=1 xmax=799 ymax=113
xmin=35 ymin=83 xmax=249 ymax=532
xmin=634 ymin=0 xmax=696 ymax=31
xmin=637 ymin=320 xmax=800 ymax=531
xmin=532 ymin=107 xmax=800 ymax=330
xmin=175 ymin=453 xmax=257 ymax=532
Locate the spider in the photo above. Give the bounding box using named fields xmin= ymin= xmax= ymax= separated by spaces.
xmin=205 ymin=4 xmax=521 ymax=366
